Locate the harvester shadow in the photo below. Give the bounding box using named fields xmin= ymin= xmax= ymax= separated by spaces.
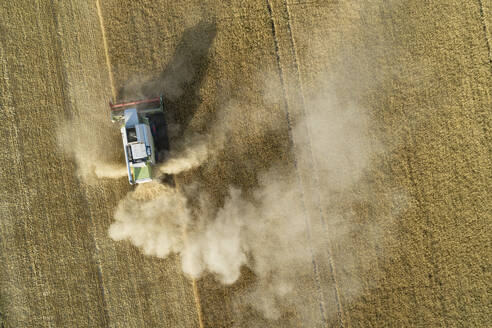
xmin=117 ymin=20 xmax=217 ymax=140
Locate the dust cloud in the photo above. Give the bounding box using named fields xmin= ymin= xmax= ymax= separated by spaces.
xmin=107 ymin=73 xmax=388 ymax=322
xmin=156 ymin=129 xmax=224 ymax=175
xmin=56 ymin=17 xmax=395 ymax=322
xmin=157 ymin=135 xmax=209 ymax=175
xmin=58 ymin=72 xmax=392 ymax=323
xmin=109 ymin=182 xmax=190 ymax=257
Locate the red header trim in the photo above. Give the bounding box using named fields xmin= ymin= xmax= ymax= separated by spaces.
xmin=110 ymin=97 xmax=160 ymax=110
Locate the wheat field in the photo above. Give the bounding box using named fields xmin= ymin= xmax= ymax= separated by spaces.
xmin=0 ymin=1 xmax=490 ymax=327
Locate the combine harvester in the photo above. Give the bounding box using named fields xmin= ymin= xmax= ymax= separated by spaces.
xmin=110 ymin=96 xmax=168 ymax=184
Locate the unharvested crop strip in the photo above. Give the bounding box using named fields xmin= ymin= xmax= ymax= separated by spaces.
xmin=265 ymin=0 xmax=328 ymax=325
xmin=477 ymin=0 xmax=492 ymax=70
xmin=48 ymin=0 xmax=76 ymax=120
xmin=95 ymin=0 xmax=116 ymax=100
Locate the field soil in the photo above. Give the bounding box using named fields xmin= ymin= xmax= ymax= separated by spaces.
xmin=0 ymin=0 xmax=490 ymax=327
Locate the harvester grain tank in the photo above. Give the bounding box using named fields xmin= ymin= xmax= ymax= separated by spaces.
xmin=109 ymin=96 xmax=168 ymax=184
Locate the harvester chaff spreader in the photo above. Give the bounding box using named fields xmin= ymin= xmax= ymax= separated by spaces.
xmin=110 ymin=96 xmax=168 ymax=184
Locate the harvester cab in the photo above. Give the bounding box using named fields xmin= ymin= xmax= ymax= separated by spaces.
xmin=110 ymin=95 xmax=168 ymax=185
